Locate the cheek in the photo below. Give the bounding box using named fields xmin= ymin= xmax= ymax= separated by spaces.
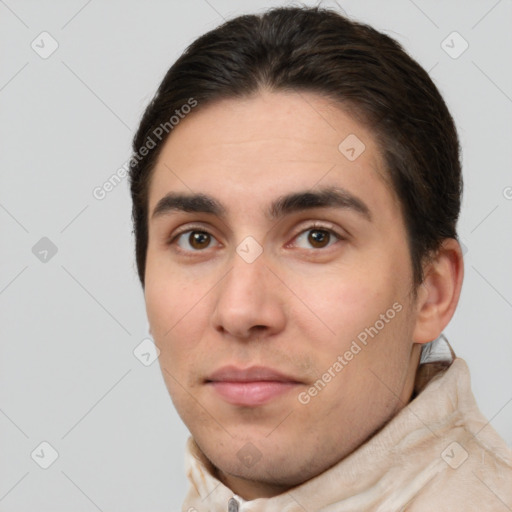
xmin=145 ymin=247 xmax=199 ymax=328
xmin=144 ymin=263 xmax=211 ymax=366
xmin=290 ymin=262 xmax=401 ymax=350
xmin=145 ymin=278 xmax=211 ymax=403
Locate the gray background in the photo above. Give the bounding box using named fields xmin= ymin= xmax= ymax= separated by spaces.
xmin=1 ymin=0 xmax=511 ymax=510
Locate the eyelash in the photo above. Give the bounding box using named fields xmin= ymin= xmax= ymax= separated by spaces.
xmin=168 ymin=222 xmax=345 ymax=254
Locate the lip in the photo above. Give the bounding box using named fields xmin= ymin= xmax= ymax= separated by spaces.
xmin=206 ymin=365 xmax=300 ymax=383
xmin=205 ymin=365 xmax=301 ymax=407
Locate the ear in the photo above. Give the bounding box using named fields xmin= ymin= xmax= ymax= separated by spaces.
xmin=412 ymin=238 xmax=464 ymax=344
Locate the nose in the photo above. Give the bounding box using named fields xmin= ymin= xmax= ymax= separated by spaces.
xmin=211 ymin=250 xmax=286 ymax=340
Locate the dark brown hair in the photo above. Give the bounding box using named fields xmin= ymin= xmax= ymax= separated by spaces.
xmin=129 ymin=6 xmax=462 ymax=290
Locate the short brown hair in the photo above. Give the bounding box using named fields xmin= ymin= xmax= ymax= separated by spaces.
xmin=129 ymin=6 xmax=462 ymax=290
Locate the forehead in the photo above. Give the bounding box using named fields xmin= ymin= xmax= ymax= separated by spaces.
xmin=148 ymin=90 xmax=400 ymax=222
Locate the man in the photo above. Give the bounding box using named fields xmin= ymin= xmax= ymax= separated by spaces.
xmin=128 ymin=6 xmax=512 ymax=511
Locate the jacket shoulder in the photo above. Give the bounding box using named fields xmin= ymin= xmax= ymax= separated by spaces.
xmin=410 ymin=432 xmax=512 ymax=511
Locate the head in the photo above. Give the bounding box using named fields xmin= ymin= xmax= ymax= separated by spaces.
xmin=129 ymin=6 xmax=464 ymax=499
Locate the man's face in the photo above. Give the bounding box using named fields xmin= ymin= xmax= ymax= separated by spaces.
xmin=144 ymin=91 xmax=423 ymax=496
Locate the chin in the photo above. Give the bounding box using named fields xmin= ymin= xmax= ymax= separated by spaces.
xmin=196 ymin=431 xmax=321 ymax=487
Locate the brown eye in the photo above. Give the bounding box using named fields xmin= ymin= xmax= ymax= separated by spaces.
xmin=293 ymin=226 xmax=342 ymax=250
xmin=188 ymin=231 xmax=211 ymax=250
xmin=308 ymin=229 xmax=330 ymax=248
xmin=173 ymin=229 xmax=218 ymax=251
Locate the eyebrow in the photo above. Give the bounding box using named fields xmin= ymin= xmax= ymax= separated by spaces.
xmin=151 ymin=186 xmax=372 ymax=222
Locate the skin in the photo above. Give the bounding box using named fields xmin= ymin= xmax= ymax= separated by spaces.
xmin=144 ymin=90 xmax=464 ymax=499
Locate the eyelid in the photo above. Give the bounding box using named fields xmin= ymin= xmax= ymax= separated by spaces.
xmin=167 ymin=223 xmax=221 ymax=246
xmin=287 ymin=221 xmax=346 ymax=248
xmin=169 ymin=223 xmax=215 ymax=239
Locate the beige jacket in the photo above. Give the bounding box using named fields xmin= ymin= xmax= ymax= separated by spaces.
xmin=182 ymin=338 xmax=512 ymax=511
